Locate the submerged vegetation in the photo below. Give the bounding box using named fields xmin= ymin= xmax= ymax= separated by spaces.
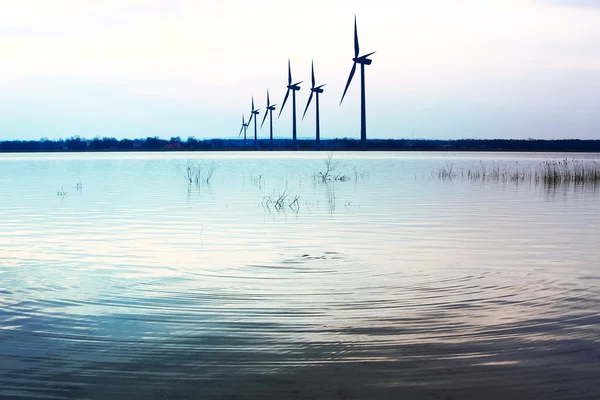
xmin=56 ymin=179 xmax=83 ymax=197
xmin=184 ymin=161 xmax=217 ymax=185
xmin=261 ymin=187 xmax=300 ymax=212
xmin=255 ymin=153 xmax=358 ymax=214
xmin=436 ymin=159 xmax=600 ymax=187
xmin=313 ymin=153 xmax=354 ymax=213
xmin=249 ymin=174 xmax=264 ymax=189
xmin=314 ymin=152 xmax=350 ymax=182
xmin=541 ymin=160 xmax=600 ymax=186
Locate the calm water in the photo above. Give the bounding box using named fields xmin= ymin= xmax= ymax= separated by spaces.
xmin=1 ymin=151 xmax=599 ymax=399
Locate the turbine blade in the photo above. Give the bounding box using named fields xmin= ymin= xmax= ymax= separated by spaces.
xmin=362 ymin=51 xmax=376 ymax=58
xmin=261 ymin=110 xmax=269 ymax=128
xmin=354 ymin=16 xmax=359 ymax=58
xmin=311 ymin=60 xmax=315 ymax=89
xmin=248 ymin=113 xmax=253 ymax=125
xmin=316 ymin=84 xmax=326 ymax=89
xmin=288 ymin=59 xmax=292 ymax=86
xmin=302 ymin=92 xmax=313 ymax=120
xmin=242 ymin=113 xmax=245 ymax=124
xmin=266 ymin=90 xmax=270 ymax=107
xmin=279 ymin=89 xmax=290 ymax=118
xmin=252 ymin=96 xmax=255 ymax=111
xmin=340 ymin=63 xmax=356 ymax=105
xmin=239 ymin=125 xmax=243 ymax=136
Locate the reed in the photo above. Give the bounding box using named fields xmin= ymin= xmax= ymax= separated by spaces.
xmin=184 ymin=161 xmax=217 ymax=185
xmin=435 ymin=159 xmax=600 ymax=187
xmin=249 ymin=174 xmax=263 ymax=189
xmin=437 ymin=161 xmax=459 ymax=180
xmin=261 ymin=186 xmax=300 ymax=211
xmin=541 ymin=160 xmax=600 ymax=186
xmin=353 ymin=167 xmax=370 ymax=181
xmin=325 ymin=182 xmax=336 ymax=213
xmin=202 ymin=161 xmax=216 ymax=184
xmin=315 ymin=152 xmax=349 ymax=182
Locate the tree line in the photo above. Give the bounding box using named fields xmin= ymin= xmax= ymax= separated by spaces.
xmin=1 ymin=136 xmax=599 ymax=152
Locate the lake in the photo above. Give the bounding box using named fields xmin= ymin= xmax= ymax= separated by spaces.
xmin=1 ymin=151 xmax=599 ymax=399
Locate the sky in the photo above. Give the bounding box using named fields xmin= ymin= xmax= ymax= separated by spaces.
xmin=1 ymin=0 xmax=600 ymax=141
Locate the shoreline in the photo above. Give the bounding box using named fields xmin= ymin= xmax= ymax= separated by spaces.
xmin=2 ymin=138 xmax=600 ymax=153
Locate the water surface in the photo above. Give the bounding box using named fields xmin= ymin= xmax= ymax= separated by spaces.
xmin=1 ymin=152 xmax=599 ymax=399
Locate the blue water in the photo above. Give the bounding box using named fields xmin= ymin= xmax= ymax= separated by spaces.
xmin=1 ymin=152 xmax=599 ymax=399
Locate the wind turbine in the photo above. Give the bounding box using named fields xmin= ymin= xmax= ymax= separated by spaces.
xmin=261 ymin=90 xmax=277 ymax=151
xmin=302 ymin=61 xmax=326 ymax=151
xmin=340 ymin=16 xmax=375 ymax=151
xmin=247 ymin=97 xmax=260 ymax=150
xmin=238 ymin=113 xmax=249 ymax=147
xmin=278 ymin=60 xmax=302 ymax=151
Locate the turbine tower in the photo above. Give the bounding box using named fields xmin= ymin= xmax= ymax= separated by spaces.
xmin=247 ymin=97 xmax=260 ymax=150
xmin=302 ymin=61 xmax=326 ymax=151
xmin=278 ymin=60 xmax=302 ymax=151
xmin=238 ymin=113 xmax=249 ymax=147
xmin=261 ymin=90 xmax=277 ymax=151
xmin=340 ymin=16 xmax=375 ymax=151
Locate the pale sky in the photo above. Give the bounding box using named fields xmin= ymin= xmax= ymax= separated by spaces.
xmin=1 ymin=0 xmax=599 ymax=141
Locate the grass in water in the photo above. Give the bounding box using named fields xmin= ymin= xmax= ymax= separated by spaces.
xmin=261 ymin=185 xmax=300 ymax=211
xmin=184 ymin=161 xmax=217 ymax=185
xmin=436 ymin=159 xmax=600 ymax=187
xmin=314 ymin=153 xmax=350 ymax=182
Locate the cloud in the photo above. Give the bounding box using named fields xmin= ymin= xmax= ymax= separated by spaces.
xmin=539 ymin=0 xmax=600 ymax=8
xmin=0 ymin=0 xmax=179 ymax=36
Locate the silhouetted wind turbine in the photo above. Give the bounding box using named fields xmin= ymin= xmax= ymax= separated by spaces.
xmin=261 ymin=90 xmax=277 ymax=151
xmin=247 ymin=97 xmax=260 ymax=150
xmin=340 ymin=16 xmax=375 ymax=151
xmin=238 ymin=113 xmax=249 ymax=146
xmin=302 ymin=61 xmax=326 ymax=151
xmin=278 ymin=60 xmax=302 ymax=151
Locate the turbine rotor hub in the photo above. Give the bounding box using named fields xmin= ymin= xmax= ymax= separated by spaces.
xmin=353 ymin=56 xmax=373 ymax=65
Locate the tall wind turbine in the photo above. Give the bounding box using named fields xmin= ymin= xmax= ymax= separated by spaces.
xmin=238 ymin=113 xmax=249 ymax=146
xmin=247 ymin=97 xmax=260 ymax=150
xmin=340 ymin=16 xmax=375 ymax=151
xmin=278 ymin=60 xmax=302 ymax=151
xmin=302 ymin=61 xmax=326 ymax=151
xmin=261 ymin=90 xmax=277 ymax=151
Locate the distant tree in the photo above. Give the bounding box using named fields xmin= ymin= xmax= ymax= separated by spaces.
xmin=64 ymin=136 xmax=86 ymax=151
xmin=102 ymin=137 xmax=119 ymax=149
xmin=145 ymin=136 xmax=167 ymax=149
xmin=186 ymin=136 xmax=198 ymax=148
xmin=89 ymin=137 xmax=103 ymax=150
xmin=2 ymin=136 xmax=600 ymax=153
xmin=118 ymin=139 xmax=133 ymax=149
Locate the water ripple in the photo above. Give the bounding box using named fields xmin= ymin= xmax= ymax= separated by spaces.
xmin=1 ymin=152 xmax=599 ymax=398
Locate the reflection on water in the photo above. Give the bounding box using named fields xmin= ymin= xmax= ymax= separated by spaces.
xmin=1 ymin=152 xmax=599 ymax=399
